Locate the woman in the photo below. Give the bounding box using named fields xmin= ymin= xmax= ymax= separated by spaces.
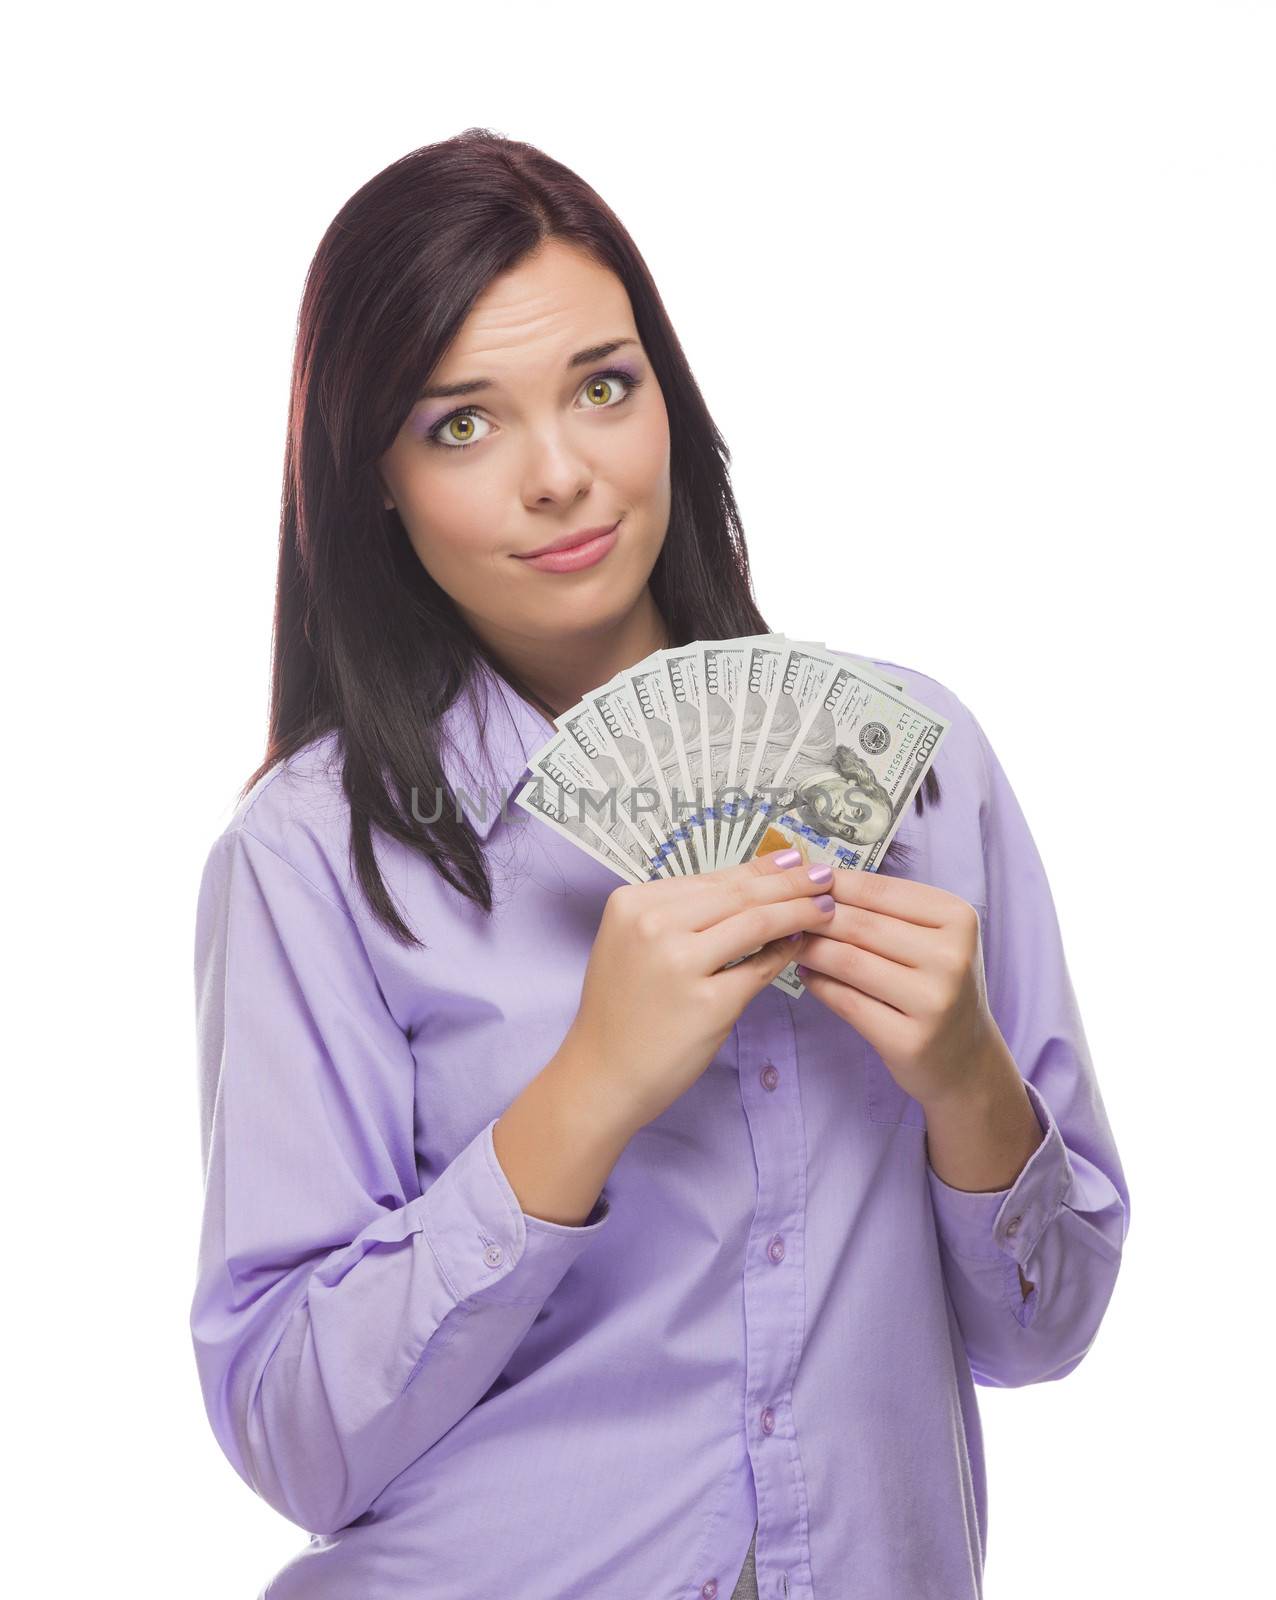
xmin=190 ymin=129 xmax=1131 ymax=1600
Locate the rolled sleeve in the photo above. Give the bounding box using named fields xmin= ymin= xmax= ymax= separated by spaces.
xmin=412 ymin=1115 xmax=611 ymax=1310
xmin=927 ymin=1077 xmax=1072 ymax=1269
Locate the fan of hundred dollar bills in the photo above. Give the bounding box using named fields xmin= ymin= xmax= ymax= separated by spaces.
xmin=512 ymin=634 xmax=951 ymax=997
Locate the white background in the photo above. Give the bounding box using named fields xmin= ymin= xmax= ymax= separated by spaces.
xmin=6 ymin=3 xmax=1271 ymax=1594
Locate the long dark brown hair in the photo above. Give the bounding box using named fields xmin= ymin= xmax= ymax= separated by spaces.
xmin=243 ymin=126 xmax=939 ymax=945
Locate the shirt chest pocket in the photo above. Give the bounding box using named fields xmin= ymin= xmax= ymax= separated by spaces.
xmin=861 ymin=897 xmax=988 ymax=1129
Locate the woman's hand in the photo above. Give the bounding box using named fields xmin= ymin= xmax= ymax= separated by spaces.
xmin=561 ymin=850 xmax=838 ymax=1137
xmin=795 ymin=869 xmax=1006 ymax=1108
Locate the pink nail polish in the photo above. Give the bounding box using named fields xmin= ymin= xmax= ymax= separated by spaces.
xmin=771 ymin=848 xmax=801 ymax=869
xmin=807 ymin=864 xmax=833 ymax=884
xmin=813 ymin=893 xmax=835 ymax=913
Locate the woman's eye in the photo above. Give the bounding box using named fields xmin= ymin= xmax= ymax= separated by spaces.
xmin=578 ymin=370 xmax=636 ymax=409
xmin=428 ymin=410 xmax=492 ymax=450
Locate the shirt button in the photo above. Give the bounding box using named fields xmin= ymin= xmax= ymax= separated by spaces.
xmin=482 ymin=1244 xmax=504 ymax=1267
xmin=767 ymin=1234 xmax=785 ymax=1264
xmin=761 ymin=1405 xmax=776 ymax=1434
xmin=1005 ymin=1216 xmax=1021 ymax=1236
xmin=760 ymin=1063 xmax=780 ymax=1091
xmin=700 ymin=1581 xmax=719 ymax=1599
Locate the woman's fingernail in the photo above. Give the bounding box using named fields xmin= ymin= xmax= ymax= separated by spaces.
xmin=771 ymin=848 xmax=801 ymax=869
xmin=796 ymin=965 xmax=810 ymax=980
xmin=785 ymin=931 xmax=803 ymax=942
xmin=813 ymin=893 xmax=835 ymax=913
xmin=807 ymin=863 xmax=833 ymax=884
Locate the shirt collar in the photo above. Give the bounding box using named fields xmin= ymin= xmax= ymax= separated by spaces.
xmin=435 ymin=658 xmax=557 ymax=839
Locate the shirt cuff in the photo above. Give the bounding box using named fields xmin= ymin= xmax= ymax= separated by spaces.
xmin=416 ymin=1116 xmax=612 ymax=1308
xmin=926 ymin=1077 xmax=1073 ymax=1268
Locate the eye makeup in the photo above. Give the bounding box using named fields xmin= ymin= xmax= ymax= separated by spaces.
xmin=417 ymin=365 xmax=646 ymax=452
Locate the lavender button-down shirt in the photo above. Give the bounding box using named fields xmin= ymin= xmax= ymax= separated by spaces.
xmin=189 ymin=650 xmax=1130 ymax=1600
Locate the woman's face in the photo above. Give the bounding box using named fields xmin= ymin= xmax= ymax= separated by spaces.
xmin=378 ymin=238 xmax=672 ymax=653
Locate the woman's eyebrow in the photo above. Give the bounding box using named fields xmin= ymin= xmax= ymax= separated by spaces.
xmin=417 ymin=338 xmax=639 ymax=401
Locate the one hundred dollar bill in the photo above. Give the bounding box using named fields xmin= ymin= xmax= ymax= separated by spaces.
xmin=732 ymin=654 xmax=950 ymax=876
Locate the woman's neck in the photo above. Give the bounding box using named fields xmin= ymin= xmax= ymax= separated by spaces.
xmin=480 ymin=592 xmax=671 ymax=720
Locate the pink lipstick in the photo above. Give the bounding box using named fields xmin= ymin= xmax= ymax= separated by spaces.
xmin=513 ymin=518 xmax=621 ymax=574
